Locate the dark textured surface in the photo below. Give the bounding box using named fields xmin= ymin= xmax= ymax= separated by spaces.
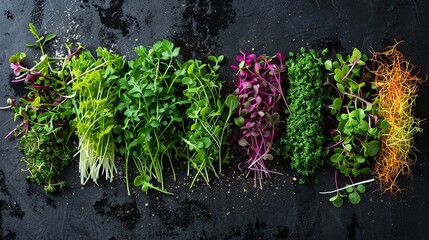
xmin=1 ymin=0 xmax=429 ymax=239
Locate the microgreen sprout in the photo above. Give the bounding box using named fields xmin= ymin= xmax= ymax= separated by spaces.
xmin=0 ymin=97 xmax=15 ymax=110
xmin=281 ymin=48 xmax=325 ymax=176
xmin=117 ymin=40 xmax=185 ymax=195
xmin=232 ymin=51 xmax=287 ymax=188
xmin=181 ymin=55 xmax=238 ymax=187
xmin=69 ymin=48 xmax=124 ymax=185
xmin=323 ymin=48 xmax=387 ymax=206
xmin=6 ymin=23 xmax=75 ymax=192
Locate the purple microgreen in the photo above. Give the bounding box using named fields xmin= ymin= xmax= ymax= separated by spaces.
xmin=232 ymin=51 xmax=287 ymax=188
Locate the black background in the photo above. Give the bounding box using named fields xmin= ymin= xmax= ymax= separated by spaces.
xmin=1 ymin=1 xmax=428 ymax=239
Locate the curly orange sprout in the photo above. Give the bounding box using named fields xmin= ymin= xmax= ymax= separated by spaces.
xmin=370 ymin=41 xmax=425 ymax=195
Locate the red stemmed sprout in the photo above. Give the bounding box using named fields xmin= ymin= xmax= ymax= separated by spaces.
xmin=232 ymin=51 xmax=288 ymax=188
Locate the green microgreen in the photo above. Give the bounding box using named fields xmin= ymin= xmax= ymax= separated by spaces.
xmin=181 ymin=55 xmax=238 ymax=187
xmin=117 ymin=40 xmax=185 ymax=195
xmin=6 ymin=23 xmax=76 ymax=192
xmin=280 ymin=48 xmax=326 ymax=176
xmin=68 ymin=47 xmax=125 ymax=185
xmin=323 ymin=48 xmax=387 ymax=206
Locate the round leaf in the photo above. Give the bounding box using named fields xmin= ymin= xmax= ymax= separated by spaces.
xmin=329 ymin=194 xmax=344 ymax=208
xmin=356 ymin=184 xmax=366 ymax=193
xmin=348 ymin=191 xmax=361 ymax=205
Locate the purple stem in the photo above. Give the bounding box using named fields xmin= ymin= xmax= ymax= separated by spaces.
xmin=335 ymin=169 xmax=339 ymax=191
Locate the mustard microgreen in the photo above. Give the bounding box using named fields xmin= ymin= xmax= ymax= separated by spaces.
xmin=280 ymin=48 xmax=325 ymax=176
xmin=232 ymin=51 xmax=287 ymax=188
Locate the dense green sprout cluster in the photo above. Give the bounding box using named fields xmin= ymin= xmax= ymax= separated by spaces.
xmin=281 ymin=48 xmax=325 ymax=176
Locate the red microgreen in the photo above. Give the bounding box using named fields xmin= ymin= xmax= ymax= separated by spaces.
xmin=232 ymin=51 xmax=287 ymax=188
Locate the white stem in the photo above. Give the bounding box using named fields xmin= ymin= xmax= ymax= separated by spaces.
xmin=319 ymin=178 xmax=375 ymax=195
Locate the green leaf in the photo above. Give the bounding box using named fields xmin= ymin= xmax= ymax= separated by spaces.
xmin=336 ymin=53 xmax=345 ymax=64
xmin=363 ymin=140 xmax=380 ymax=157
xmin=264 ymin=154 xmax=274 ymax=161
xmin=349 ymin=81 xmax=358 ymax=92
xmin=225 ymin=95 xmax=239 ymax=110
xmin=351 ymin=48 xmax=362 ymax=62
xmin=379 ymin=119 xmax=390 ymax=132
xmin=44 ymin=33 xmax=57 ymax=42
xmin=324 ymin=60 xmax=333 ymax=71
xmin=336 ymin=83 xmax=345 ymax=93
xmin=344 ymin=144 xmax=352 ymax=152
xmin=200 ymin=137 xmax=212 ymax=148
xmin=234 ymin=116 xmax=245 ymax=127
xmin=190 ymin=123 xmax=200 ymax=131
xmin=28 ymin=22 xmax=38 ymax=38
xmin=350 ymin=48 xmax=362 ymax=63
xmin=9 ymin=52 xmax=26 ymax=63
xmin=238 ymin=61 xmax=245 ymax=69
xmin=187 ymin=63 xmax=194 ymax=74
xmin=345 ymin=185 xmax=354 ymax=193
xmin=172 ymin=47 xmax=180 ymax=57
xmin=359 ymin=167 xmax=371 ymax=175
xmin=238 ymin=138 xmax=249 ymax=147
xmin=200 ymin=107 xmax=211 ymax=116
xmin=333 ymin=98 xmax=342 ymax=110
xmin=348 ymin=191 xmax=361 ymax=205
xmin=150 ymin=119 xmax=160 ymax=128
xmin=207 ymin=56 xmax=217 ymax=62
xmin=342 ymin=65 xmax=350 ymax=75
xmin=358 ymin=120 xmax=369 ymax=132
xmin=356 ymin=184 xmax=366 ymax=193
xmin=329 ymin=194 xmax=344 ymax=207
xmin=182 ymin=77 xmax=195 ymax=85
xmin=133 ymin=175 xmax=144 ymax=186
xmin=330 ymin=153 xmax=343 ymax=164
xmin=356 ymin=156 xmax=366 ymax=163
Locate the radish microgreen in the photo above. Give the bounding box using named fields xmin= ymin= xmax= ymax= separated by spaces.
xmin=323 ymin=48 xmax=387 ymax=206
xmin=232 ymin=51 xmax=287 ymax=188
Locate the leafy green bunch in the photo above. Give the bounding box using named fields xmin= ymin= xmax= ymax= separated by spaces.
xmin=69 ymin=47 xmax=125 ymax=185
xmin=117 ymin=39 xmax=236 ymax=194
xmin=281 ymin=48 xmax=326 ymax=176
xmin=323 ymin=48 xmax=388 ymax=206
xmin=181 ymin=56 xmax=238 ymax=187
xmin=117 ymin=40 xmax=187 ymax=194
xmin=7 ymin=23 xmax=77 ymax=192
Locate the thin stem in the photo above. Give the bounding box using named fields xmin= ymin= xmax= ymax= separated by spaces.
xmin=319 ymin=178 xmax=374 ymax=194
